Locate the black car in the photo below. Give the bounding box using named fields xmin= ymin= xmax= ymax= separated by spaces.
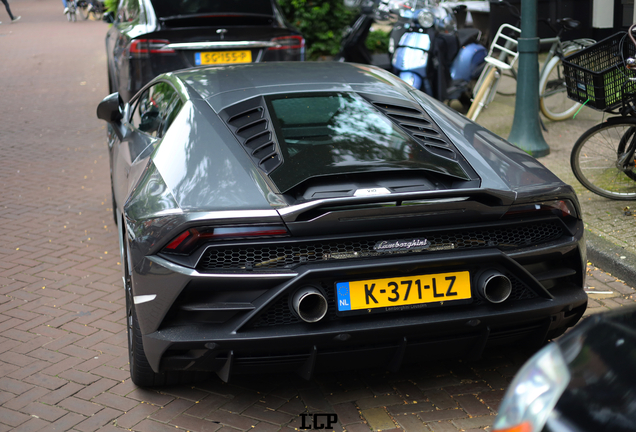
xmin=493 ymin=306 xmax=636 ymax=432
xmin=96 ymin=62 xmax=588 ymax=387
xmin=105 ymin=0 xmax=304 ymax=101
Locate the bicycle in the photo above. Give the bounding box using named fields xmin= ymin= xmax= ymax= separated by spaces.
xmin=66 ymin=0 xmax=77 ymax=22
xmin=77 ymin=0 xmax=103 ymax=21
xmin=567 ymin=25 xmax=636 ymax=200
xmin=467 ymin=7 xmax=595 ymax=122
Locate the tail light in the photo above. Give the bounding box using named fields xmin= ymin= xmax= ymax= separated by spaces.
xmin=503 ymin=200 xmax=578 ymax=220
xmin=268 ymin=35 xmax=305 ymax=51
xmin=263 ymin=35 xmax=305 ymax=61
xmin=130 ymin=39 xmax=175 ymax=57
xmin=162 ymin=225 xmax=289 ymax=255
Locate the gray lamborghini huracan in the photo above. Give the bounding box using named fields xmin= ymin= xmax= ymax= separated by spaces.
xmin=97 ymin=62 xmax=587 ymax=387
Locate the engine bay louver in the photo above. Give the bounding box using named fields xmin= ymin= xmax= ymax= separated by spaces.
xmin=221 ymin=98 xmax=282 ymax=173
xmin=371 ymin=101 xmax=458 ymax=160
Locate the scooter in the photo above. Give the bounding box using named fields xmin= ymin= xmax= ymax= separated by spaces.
xmin=389 ymin=0 xmax=486 ymax=106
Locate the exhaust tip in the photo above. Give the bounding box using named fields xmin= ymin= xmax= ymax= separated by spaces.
xmin=478 ymin=271 xmax=512 ymax=304
xmin=292 ymin=286 xmax=328 ymax=323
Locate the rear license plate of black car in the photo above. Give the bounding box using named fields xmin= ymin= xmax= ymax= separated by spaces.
xmin=194 ymin=50 xmax=252 ymax=65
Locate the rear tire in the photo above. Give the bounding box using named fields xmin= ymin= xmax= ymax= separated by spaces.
xmin=93 ymin=5 xmax=103 ymax=20
xmin=539 ymin=51 xmax=581 ymax=121
xmin=107 ymin=68 xmax=114 ymax=94
xmin=495 ymin=55 xmax=518 ymax=96
xmin=570 ymin=118 xmax=636 ymax=200
xmin=111 ymin=186 xmax=117 ymax=224
xmin=122 ymin=229 xmax=211 ymax=387
xmin=78 ymin=2 xmax=89 ymax=20
xmin=467 ymin=65 xmax=498 ymax=121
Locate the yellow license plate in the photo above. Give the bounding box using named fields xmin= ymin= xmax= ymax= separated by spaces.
xmin=336 ymin=271 xmax=471 ymax=312
xmin=195 ymin=50 xmax=252 ymax=65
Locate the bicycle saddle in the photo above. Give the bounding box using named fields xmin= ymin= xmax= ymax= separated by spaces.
xmin=558 ymin=18 xmax=580 ymax=31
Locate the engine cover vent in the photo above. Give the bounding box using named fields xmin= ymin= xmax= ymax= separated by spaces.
xmin=371 ymin=101 xmax=458 ymax=161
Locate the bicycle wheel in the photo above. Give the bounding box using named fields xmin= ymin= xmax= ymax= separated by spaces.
xmin=496 ymin=55 xmax=518 ymax=96
xmin=467 ymin=64 xmax=498 ymax=122
xmin=539 ymin=50 xmax=581 ymax=121
xmin=93 ymin=5 xmax=103 ymax=20
xmin=77 ymin=1 xmax=88 ymax=19
xmin=571 ymin=118 xmax=636 ymax=200
xmin=619 ymin=126 xmax=636 ymax=181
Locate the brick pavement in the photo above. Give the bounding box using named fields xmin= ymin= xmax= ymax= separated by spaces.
xmin=0 ymin=2 xmax=635 ymax=431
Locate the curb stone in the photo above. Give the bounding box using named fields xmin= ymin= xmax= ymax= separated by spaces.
xmin=586 ymin=230 xmax=636 ymax=285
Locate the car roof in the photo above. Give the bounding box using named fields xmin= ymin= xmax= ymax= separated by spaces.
xmin=172 ymin=62 xmax=416 ymax=112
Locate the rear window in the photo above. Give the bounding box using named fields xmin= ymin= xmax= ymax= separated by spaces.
xmin=267 ymin=93 xmax=458 ymax=192
xmin=150 ymin=0 xmax=274 ymax=18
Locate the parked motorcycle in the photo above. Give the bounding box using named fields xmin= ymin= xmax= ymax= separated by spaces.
xmin=389 ymin=0 xmax=486 ymax=106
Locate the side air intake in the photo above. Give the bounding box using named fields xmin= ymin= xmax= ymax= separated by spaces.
xmin=221 ymin=98 xmax=282 ymax=173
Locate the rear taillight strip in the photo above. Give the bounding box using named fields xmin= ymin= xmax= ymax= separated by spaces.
xmin=130 ymin=39 xmax=175 ymax=54
xmin=164 ymin=41 xmax=279 ymax=50
xmin=163 ymin=225 xmax=289 ymax=255
xmin=267 ymin=36 xmax=305 ymax=50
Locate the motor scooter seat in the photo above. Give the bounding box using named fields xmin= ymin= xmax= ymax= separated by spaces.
xmin=457 ymin=28 xmax=481 ymax=47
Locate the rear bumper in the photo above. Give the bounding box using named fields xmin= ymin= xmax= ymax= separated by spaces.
xmin=144 ymin=286 xmax=587 ymax=379
xmin=133 ymin=236 xmax=588 ymax=379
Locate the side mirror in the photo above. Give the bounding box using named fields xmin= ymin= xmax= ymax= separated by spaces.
xmin=97 ymin=92 xmax=124 ymax=123
xmin=103 ymin=11 xmax=114 ymax=23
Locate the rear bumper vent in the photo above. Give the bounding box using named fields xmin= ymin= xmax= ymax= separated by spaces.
xmin=197 ymin=220 xmax=565 ymax=272
xmin=248 ymin=274 xmax=537 ymax=329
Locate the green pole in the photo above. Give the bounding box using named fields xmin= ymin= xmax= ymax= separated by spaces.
xmin=507 ymin=0 xmax=550 ymax=157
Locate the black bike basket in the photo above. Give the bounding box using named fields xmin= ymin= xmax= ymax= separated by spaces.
xmin=562 ymin=32 xmax=636 ymax=110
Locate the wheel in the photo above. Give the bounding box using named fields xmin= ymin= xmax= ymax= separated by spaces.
xmin=78 ymin=1 xmax=89 ymax=20
xmin=93 ymin=5 xmax=103 ymax=20
xmin=539 ymin=51 xmax=581 ymax=121
xmin=570 ymin=118 xmax=636 ymax=200
xmin=123 ymin=235 xmax=174 ymax=387
xmin=123 ymin=234 xmax=158 ymax=387
xmin=618 ymin=126 xmax=636 ymax=181
xmin=111 ymin=186 xmax=117 ymax=224
xmin=496 ymin=55 xmax=518 ymax=96
xmin=458 ymin=92 xmax=472 ymax=111
xmin=107 ymin=68 xmax=114 ymax=93
xmin=467 ymin=64 xmax=498 ymax=121
xmin=121 ymin=227 xmax=211 ymax=386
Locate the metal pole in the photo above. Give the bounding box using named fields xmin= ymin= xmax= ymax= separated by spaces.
xmin=507 ymin=0 xmax=550 ymax=157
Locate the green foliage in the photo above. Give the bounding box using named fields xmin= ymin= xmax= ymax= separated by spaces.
xmin=277 ymin=0 xmax=356 ymax=60
xmin=104 ymin=0 xmax=117 ymax=13
xmin=365 ymin=29 xmax=389 ymax=54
